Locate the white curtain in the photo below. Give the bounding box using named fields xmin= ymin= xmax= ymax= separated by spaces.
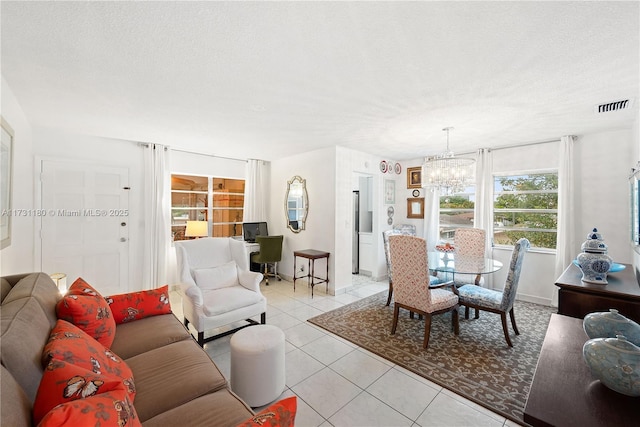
xmin=143 ymin=143 xmax=171 ymax=290
xmin=423 ymin=187 xmax=441 ymax=250
xmin=474 ymin=148 xmax=494 ymax=255
xmin=553 ymin=135 xmax=577 ymax=306
xmin=243 ymin=159 xmax=267 ymax=222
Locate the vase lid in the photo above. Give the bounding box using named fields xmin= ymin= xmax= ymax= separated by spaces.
xmin=586 ymin=227 xmax=604 ymax=241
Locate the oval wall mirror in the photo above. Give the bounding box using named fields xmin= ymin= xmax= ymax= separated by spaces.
xmin=285 ymin=176 xmax=308 ymax=233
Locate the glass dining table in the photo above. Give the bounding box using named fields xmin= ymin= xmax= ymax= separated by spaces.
xmin=427 ymin=251 xmax=503 ymax=286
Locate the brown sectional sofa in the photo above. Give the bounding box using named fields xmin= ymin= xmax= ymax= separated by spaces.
xmin=1 ymin=272 xmax=255 ymax=426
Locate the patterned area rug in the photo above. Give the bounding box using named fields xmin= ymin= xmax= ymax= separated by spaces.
xmin=308 ymin=292 xmax=556 ymax=424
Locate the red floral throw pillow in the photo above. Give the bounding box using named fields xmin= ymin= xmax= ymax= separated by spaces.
xmin=105 ymin=285 xmax=172 ymax=324
xmin=56 ymin=278 xmax=116 ymax=348
xmin=236 ymin=396 xmax=297 ymax=427
xmin=33 ymin=360 xmax=130 ymax=425
xmin=42 ymin=320 xmax=135 ymax=399
xmin=37 ymin=389 xmax=141 ymax=427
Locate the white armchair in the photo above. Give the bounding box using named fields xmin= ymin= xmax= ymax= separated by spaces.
xmin=174 ymin=237 xmax=267 ymax=346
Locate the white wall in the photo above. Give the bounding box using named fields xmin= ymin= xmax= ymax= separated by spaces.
xmin=269 ymin=146 xmax=336 ymax=292
xmin=0 ymin=77 xmax=35 ymax=275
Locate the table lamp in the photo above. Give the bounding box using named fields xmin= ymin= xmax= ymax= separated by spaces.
xmin=185 ymin=221 xmax=208 ymax=239
xmin=50 ymin=273 xmax=67 ymax=294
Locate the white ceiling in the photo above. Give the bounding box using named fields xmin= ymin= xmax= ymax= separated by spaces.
xmin=1 ymin=1 xmax=638 ymax=161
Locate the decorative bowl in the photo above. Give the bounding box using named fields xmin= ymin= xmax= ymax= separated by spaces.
xmin=572 ymin=259 xmax=625 ymax=273
xmin=583 ymin=309 xmax=640 ymax=346
xmin=435 ymin=244 xmax=455 ymax=253
xmin=583 ymin=335 xmax=640 ymax=397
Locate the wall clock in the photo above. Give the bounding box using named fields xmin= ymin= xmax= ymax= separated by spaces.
xmin=412 ymin=189 xmax=420 ymax=197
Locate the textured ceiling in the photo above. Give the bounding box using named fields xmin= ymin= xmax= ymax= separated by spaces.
xmin=1 ymin=1 xmax=638 ymax=161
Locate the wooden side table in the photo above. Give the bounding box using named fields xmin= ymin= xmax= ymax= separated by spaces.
xmin=293 ymin=249 xmax=330 ymax=297
xmin=524 ymin=314 xmax=639 ymax=427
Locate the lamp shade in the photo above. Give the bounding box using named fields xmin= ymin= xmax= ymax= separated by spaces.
xmin=185 ymin=221 xmax=208 ymax=237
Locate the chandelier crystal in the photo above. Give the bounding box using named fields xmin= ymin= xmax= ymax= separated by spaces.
xmin=422 ymin=127 xmax=475 ymax=194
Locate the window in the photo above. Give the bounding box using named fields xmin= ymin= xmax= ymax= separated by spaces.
xmin=439 ymin=186 xmax=476 ymax=242
xmin=493 ymin=172 xmax=558 ymax=250
xmin=171 ymin=174 xmax=245 ymax=241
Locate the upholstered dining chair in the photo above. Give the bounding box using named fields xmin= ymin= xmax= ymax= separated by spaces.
xmin=382 ymin=225 xmax=416 ymax=306
xmin=454 ymin=238 xmax=530 ymax=347
xmin=388 ymin=234 xmax=459 ymax=349
xmin=383 ymin=224 xmax=441 ymax=306
xmin=251 ymin=235 xmax=284 ymax=285
xmin=452 ymin=227 xmax=487 ymax=286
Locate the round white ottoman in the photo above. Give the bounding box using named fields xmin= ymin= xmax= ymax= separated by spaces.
xmin=230 ymin=324 xmax=286 ymax=407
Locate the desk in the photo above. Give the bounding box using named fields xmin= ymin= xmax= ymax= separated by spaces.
xmin=524 ymin=314 xmax=638 ymax=427
xmin=293 ymin=249 xmax=329 ymax=297
xmin=555 ymin=263 xmax=640 ymax=323
xmin=427 ymin=252 xmax=503 ymax=285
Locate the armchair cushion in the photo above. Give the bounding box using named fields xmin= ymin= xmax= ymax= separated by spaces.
xmin=202 ymin=287 xmax=264 ymax=317
xmin=193 ymin=261 xmax=239 ymax=291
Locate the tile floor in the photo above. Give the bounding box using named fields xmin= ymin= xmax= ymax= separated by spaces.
xmin=169 ymin=275 xmax=525 ymax=427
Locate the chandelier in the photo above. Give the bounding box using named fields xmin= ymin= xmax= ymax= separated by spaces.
xmin=422 ymin=127 xmax=475 ymax=194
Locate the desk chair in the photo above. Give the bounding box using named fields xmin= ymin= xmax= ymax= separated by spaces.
xmin=251 ymin=235 xmax=284 ymax=285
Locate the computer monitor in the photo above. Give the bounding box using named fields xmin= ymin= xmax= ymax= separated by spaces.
xmin=242 ymin=222 xmax=268 ymax=243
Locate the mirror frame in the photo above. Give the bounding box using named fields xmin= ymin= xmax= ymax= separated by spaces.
xmin=285 ymin=175 xmax=308 ymax=233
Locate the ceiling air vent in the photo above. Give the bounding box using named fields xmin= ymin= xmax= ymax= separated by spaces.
xmin=595 ymin=99 xmax=634 ymax=113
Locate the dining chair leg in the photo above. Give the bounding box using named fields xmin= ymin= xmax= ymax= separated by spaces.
xmin=464 ymin=306 xmax=470 ymax=319
xmin=509 ymin=308 xmax=520 ymax=335
xmin=452 ymin=308 xmax=459 ymax=335
xmin=386 ymin=283 xmax=393 ymax=306
xmin=474 ymin=308 xmax=480 ymax=319
xmin=501 ymin=312 xmax=513 ymax=347
xmin=391 ymin=305 xmax=400 ymax=334
xmin=423 ymin=314 xmax=432 ymax=349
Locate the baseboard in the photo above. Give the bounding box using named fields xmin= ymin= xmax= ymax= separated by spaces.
xmin=516 ymin=292 xmax=552 ymax=307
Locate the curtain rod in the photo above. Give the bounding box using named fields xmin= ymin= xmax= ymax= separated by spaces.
xmin=455 ymin=138 xmax=562 ymax=157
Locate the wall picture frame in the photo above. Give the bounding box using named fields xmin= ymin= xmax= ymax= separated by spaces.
xmin=407 ymin=197 xmax=425 ymax=219
xmin=1 ymin=117 xmax=14 ymax=249
xmin=384 ymin=179 xmax=395 ymax=204
xmin=407 ymin=166 xmax=422 ymax=189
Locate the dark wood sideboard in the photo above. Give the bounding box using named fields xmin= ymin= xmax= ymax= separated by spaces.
xmin=524 ymin=314 xmax=639 ymax=427
xmin=555 ymin=263 xmax=640 ymax=323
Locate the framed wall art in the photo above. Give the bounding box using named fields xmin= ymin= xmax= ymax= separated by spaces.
xmin=1 ymin=117 xmax=14 ymax=249
xmin=407 ymin=166 xmax=422 ymax=189
xmin=384 ymin=179 xmax=395 ymax=204
xmin=407 ymin=197 xmax=425 ymax=219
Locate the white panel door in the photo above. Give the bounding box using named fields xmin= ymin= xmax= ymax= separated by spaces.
xmin=40 ymin=160 xmax=129 ymax=295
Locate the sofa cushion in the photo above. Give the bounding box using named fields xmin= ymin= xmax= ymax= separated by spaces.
xmin=0 ymin=297 xmax=51 ymax=402
xmin=2 ymin=272 xmax=60 ymax=327
xmin=237 ymin=396 xmax=297 ymax=427
xmin=1 ymin=277 xmax=12 ymax=303
xmin=202 ymin=286 xmax=263 ymax=316
xmin=110 ymin=314 xmax=191 ymax=360
xmin=142 ymin=389 xmax=254 ymax=427
xmin=38 ymin=389 xmax=141 ymax=427
xmin=42 ymin=320 xmax=135 ymax=399
xmin=56 ymin=277 xmax=116 ymax=348
xmin=33 ymin=359 xmax=129 ymax=425
xmin=1 ymin=365 xmax=32 ymax=427
xmin=125 ymin=340 xmax=228 ymax=422
xmin=106 ymin=285 xmax=172 ymax=324
xmin=193 ymin=260 xmax=239 ymax=290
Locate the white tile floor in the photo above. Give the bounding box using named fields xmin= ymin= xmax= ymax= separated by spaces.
xmin=169 ymin=276 xmax=525 ymax=427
